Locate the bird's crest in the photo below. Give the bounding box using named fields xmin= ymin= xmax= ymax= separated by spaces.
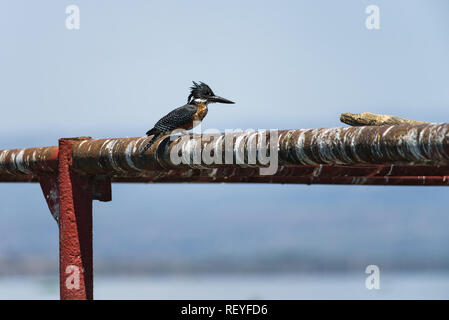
xmin=188 ymin=81 xmax=214 ymax=103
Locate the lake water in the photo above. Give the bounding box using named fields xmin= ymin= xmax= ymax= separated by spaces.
xmin=1 ymin=273 xmax=449 ymax=299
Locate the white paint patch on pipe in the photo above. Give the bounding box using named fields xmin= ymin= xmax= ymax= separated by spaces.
xmin=312 ymin=164 xmax=323 ymax=177
xmin=351 ymin=177 xmax=367 ymax=185
xmin=125 ymin=140 xmax=140 ymax=171
xmin=15 ymin=149 xmax=32 ymax=174
xmin=315 ymin=128 xmax=333 ymax=163
xmin=101 ymin=139 xmax=123 ymax=172
xmin=208 ymin=168 xmax=218 ymax=179
xmin=331 ymin=127 xmax=352 ymax=164
xmin=386 ymin=164 xmax=394 ymax=176
xmin=295 ymin=130 xmax=317 ymax=165
xmin=433 ymin=125 xmax=449 ymax=159
xmin=350 ymin=127 xmax=367 ymax=163
xmin=401 ymin=128 xmax=427 ymax=161
xmin=0 ymin=150 xmax=9 ymax=173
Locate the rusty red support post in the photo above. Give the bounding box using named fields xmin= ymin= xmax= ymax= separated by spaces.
xmin=38 ymin=137 xmax=112 ymax=300
xmin=58 ymin=137 xmax=94 ymax=300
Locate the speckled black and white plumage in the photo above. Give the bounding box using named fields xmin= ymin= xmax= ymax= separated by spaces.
xmin=148 ymin=104 xmax=198 ymax=134
xmin=140 ymin=104 xmax=199 ymax=154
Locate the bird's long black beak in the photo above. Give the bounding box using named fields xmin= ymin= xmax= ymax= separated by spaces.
xmin=210 ymin=95 xmax=235 ymax=104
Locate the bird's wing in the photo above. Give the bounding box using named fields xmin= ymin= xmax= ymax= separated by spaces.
xmin=153 ymin=104 xmax=198 ymax=132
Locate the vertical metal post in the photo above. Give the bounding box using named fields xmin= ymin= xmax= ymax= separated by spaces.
xmin=39 ymin=137 xmax=111 ymax=300
xmin=58 ymin=137 xmax=94 ymax=300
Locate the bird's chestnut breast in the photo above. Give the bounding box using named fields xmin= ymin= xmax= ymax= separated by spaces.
xmin=193 ymin=103 xmax=208 ymax=121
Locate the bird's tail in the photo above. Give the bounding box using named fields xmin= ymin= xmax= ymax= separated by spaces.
xmin=140 ymin=128 xmax=162 ymax=155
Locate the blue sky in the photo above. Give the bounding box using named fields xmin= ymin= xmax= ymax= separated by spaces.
xmin=1 ymin=1 xmax=449 ymax=271
xmin=1 ymin=1 xmax=448 ymax=143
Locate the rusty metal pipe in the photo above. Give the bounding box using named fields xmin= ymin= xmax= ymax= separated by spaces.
xmin=108 ymin=165 xmax=449 ymax=186
xmin=1 ymin=123 xmax=449 ymax=178
xmin=67 ymin=123 xmax=449 ymax=174
xmin=2 ymin=164 xmax=449 ymax=186
xmin=0 ymin=146 xmax=58 ymax=176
